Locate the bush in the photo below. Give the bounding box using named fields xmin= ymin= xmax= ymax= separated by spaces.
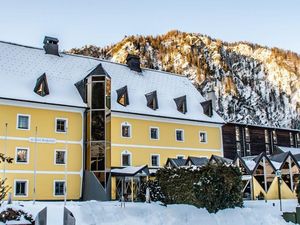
xmin=138 ymin=179 xmax=165 ymax=202
xmin=156 ymin=163 xmax=243 ymax=213
xmin=156 ymin=167 xmax=202 ymax=206
xmin=0 ymin=208 xmax=34 ymax=224
xmin=194 ymin=163 xmax=243 ymax=213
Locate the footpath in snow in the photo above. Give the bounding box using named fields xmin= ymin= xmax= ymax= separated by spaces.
xmin=0 ymin=199 xmax=297 ymax=225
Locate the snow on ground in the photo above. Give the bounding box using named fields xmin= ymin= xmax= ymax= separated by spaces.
xmin=0 ymin=199 xmax=298 ymax=225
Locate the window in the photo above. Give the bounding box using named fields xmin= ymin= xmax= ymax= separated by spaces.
xmin=235 ymin=126 xmax=240 ymax=141
xmin=245 ymin=127 xmax=250 ymax=142
xmin=121 ymin=122 xmax=131 ymax=138
xmin=145 ymin=91 xmax=158 ymax=110
xmin=54 ymin=181 xmax=65 ymax=196
xmin=121 ymin=151 xmax=131 ymax=167
xmin=245 ymin=143 xmax=251 ymax=156
xmin=150 ymin=127 xmax=159 ymax=140
xmin=16 ymin=148 xmax=29 ymax=163
xmin=265 ymin=130 xmax=271 ymax=155
xmin=174 ymin=95 xmax=187 ymax=114
xmin=55 ymin=150 xmax=66 ymax=165
xmin=290 ymin=132 xmax=294 ymax=147
xmin=17 ymin=114 xmax=30 ymax=130
xmin=175 ymin=129 xmax=184 ymax=141
xmin=265 ymin=130 xmax=270 ymax=143
xmin=265 ymin=144 xmax=271 ymax=155
xmin=151 ymin=155 xmax=160 ymax=167
xmin=297 ymin=133 xmax=300 ymax=147
xmin=236 ymin=142 xmax=242 ymax=155
xmin=56 ymin=118 xmax=67 ymax=133
xmin=272 ymin=130 xmax=277 ymax=144
xmin=201 ymin=100 xmax=213 ymax=117
xmin=14 ymin=180 xmax=28 ymax=197
xmin=34 ymin=73 xmax=49 ymax=97
xmin=116 ymin=86 xmax=129 ymax=107
xmin=199 ymin=131 xmax=207 ymax=143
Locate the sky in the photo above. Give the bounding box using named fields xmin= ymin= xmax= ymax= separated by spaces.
xmin=0 ymin=0 xmax=299 ymax=53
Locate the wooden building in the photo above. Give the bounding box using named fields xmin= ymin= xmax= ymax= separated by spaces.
xmin=223 ymin=123 xmax=300 ymax=159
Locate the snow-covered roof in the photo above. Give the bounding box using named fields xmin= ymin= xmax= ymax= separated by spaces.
xmin=277 ymin=146 xmax=300 ymax=155
xmin=111 ymin=165 xmax=149 ymax=176
xmin=244 ymin=159 xmax=256 ymax=171
xmin=0 ymin=40 xmax=224 ymax=123
xmin=0 ymin=41 xmax=99 ymax=107
xmin=101 ymin=61 xmax=224 ymax=123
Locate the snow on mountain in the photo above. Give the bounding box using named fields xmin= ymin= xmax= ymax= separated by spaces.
xmin=69 ymin=30 xmax=300 ymax=129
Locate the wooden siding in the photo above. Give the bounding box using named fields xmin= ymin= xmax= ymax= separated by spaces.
xmin=223 ymin=123 xmax=300 ymax=159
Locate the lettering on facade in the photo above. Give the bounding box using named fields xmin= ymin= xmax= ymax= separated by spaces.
xmin=29 ymin=137 xmax=57 ymax=144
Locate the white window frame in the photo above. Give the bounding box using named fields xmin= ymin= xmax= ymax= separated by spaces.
xmin=149 ymin=127 xmax=160 ymax=140
xmin=175 ymin=129 xmax=184 ymax=142
xmin=55 ymin=118 xmax=68 ymax=133
xmin=199 ymin=131 xmax=208 ymax=143
xmin=121 ymin=150 xmax=132 ymax=167
xmin=16 ymin=114 xmax=31 ymax=130
xmin=150 ymin=154 xmax=160 ymax=167
xmin=14 ymin=179 xmax=28 ymax=197
xmin=15 ymin=147 xmax=30 ymax=164
xmin=176 ymin=155 xmax=185 ymax=159
xmin=53 ymin=180 xmax=66 ymax=197
xmin=121 ymin=122 xmax=132 ymax=138
xmin=54 ymin=149 xmax=67 ymax=165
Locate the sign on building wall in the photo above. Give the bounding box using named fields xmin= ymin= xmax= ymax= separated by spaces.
xmin=29 ymin=137 xmax=56 ymax=144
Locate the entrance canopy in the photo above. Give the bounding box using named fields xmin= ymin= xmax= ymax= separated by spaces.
xmin=111 ymin=165 xmax=149 ymax=177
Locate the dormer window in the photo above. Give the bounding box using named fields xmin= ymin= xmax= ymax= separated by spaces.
xmin=201 ymin=100 xmax=213 ymax=117
xmin=116 ymin=86 xmax=129 ymax=107
xmin=174 ymin=95 xmax=187 ymax=114
xmin=145 ymin=91 xmax=158 ymax=110
xmin=34 ymin=73 xmax=49 ymax=97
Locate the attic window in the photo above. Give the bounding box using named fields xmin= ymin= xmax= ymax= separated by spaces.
xmin=174 ymin=95 xmax=187 ymax=114
xmin=201 ymin=100 xmax=213 ymax=117
xmin=34 ymin=73 xmax=49 ymax=97
xmin=116 ymin=86 xmax=129 ymax=107
xmin=145 ymin=91 xmax=158 ymax=110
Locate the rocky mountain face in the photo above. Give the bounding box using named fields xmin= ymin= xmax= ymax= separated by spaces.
xmin=69 ymin=30 xmax=300 ymax=129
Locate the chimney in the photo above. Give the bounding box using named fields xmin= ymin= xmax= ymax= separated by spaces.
xmin=206 ymin=90 xmax=216 ymax=111
xmin=126 ymin=54 xmax=141 ymax=72
xmin=43 ymin=36 xmax=59 ymax=56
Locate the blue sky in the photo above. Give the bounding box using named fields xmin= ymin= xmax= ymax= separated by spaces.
xmin=0 ymin=0 xmax=299 ymax=53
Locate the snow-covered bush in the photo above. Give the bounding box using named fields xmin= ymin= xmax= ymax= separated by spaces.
xmin=156 ymin=163 xmax=243 ymax=213
xmin=138 ymin=179 xmax=165 ymax=202
xmin=194 ymin=164 xmax=243 ymax=213
xmin=156 ymin=167 xmax=203 ymax=206
xmin=0 ymin=208 xmax=34 ymax=224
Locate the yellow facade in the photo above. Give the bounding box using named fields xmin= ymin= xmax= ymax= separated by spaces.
xmin=253 ymin=177 xmax=296 ymax=200
xmin=110 ymin=114 xmax=223 ymax=167
xmin=0 ymin=102 xmax=84 ymax=200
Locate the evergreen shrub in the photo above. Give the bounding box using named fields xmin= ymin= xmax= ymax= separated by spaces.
xmin=138 ymin=179 xmax=165 ymax=202
xmin=155 ymin=163 xmax=243 ymax=213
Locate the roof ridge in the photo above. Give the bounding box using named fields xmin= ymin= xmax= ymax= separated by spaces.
xmin=0 ymin=40 xmax=44 ymax=51
xmin=0 ymin=40 xmax=190 ymax=80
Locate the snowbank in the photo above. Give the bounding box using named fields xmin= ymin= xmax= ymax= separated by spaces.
xmin=0 ymin=200 xmax=297 ymax=225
